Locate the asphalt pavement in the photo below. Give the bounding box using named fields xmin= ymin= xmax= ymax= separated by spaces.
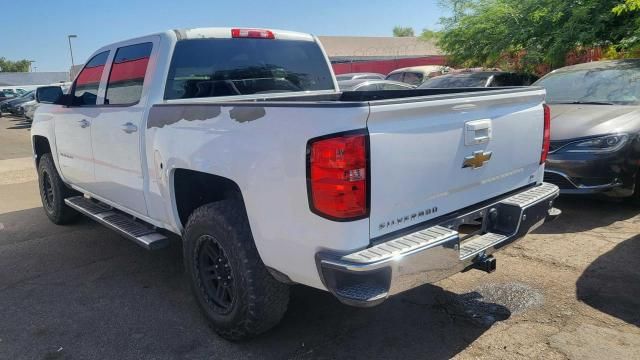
xmin=0 ymin=115 xmax=638 ymax=360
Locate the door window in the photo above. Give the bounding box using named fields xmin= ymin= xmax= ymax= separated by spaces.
xmin=105 ymin=42 xmax=153 ymax=105
xmin=386 ymin=73 xmax=403 ymax=82
xmin=403 ymin=72 xmax=423 ymax=86
xmin=73 ymin=51 xmax=109 ymax=106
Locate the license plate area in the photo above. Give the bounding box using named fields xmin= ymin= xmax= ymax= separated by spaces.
xmin=438 ymin=202 xmax=523 ymax=244
xmin=439 ymin=208 xmax=493 ymax=242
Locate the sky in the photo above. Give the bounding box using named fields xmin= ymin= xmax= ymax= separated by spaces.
xmin=3 ymin=0 xmax=446 ymax=72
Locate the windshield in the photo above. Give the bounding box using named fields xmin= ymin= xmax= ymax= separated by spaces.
xmin=535 ymin=62 xmax=640 ymax=105
xmin=420 ymin=74 xmax=490 ymax=88
xmin=165 ymin=38 xmax=335 ymax=99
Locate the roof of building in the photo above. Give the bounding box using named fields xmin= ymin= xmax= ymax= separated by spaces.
xmin=0 ymin=72 xmax=70 ymax=86
xmin=317 ymin=36 xmax=442 ymax=58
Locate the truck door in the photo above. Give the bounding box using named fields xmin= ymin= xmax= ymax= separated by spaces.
xmin=54 ymin=51 xmax=110 ymax=189
xmin=90 ymin=40 xmax=155 ymax=216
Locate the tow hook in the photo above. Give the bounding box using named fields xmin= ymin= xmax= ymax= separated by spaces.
xmin=473 ymin=254 xmax=497 ymax=273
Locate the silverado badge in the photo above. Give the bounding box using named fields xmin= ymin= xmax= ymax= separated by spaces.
xmin=463 ymin=150 xmax=492 ymax=169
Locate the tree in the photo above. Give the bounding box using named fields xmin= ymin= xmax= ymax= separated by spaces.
xmin=419 ymin=29 xmax=442 ymax=42
xmin=0 ymin=58 xmax=31 ymax=72
xmin=613 ymin=0 xmax=640 ymax=14
xmin=437 ymin=0 xmax=640 ymax=71
xmin=393 ymin=26 xmax=415 ymax=37
xmin=439 ymin=0 xmax=472 ymax=22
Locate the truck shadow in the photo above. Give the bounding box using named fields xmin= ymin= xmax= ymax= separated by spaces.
xmin=0 ymin=207 xmax=509 ymax=360
xmin=534 ymin=195 xmax=638 ymax=234
xmin=576 ymin=235 xmax=640 ymax=326
xmin=6 ymin=118 xmax=31 ymax=130
xmin=252 ymin=284 xmax=510 ymax=359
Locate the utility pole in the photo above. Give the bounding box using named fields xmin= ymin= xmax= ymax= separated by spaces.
xmin=67 ymin=34 xmax=78 ymax=80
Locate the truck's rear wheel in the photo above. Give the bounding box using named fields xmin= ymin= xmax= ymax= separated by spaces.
xmin=184 ymin=201 xmax=290 ymax=340
xmin=37 ymin=153 xmax=80 ymax=224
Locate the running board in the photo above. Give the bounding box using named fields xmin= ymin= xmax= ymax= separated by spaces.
xmin=65 ymin=196 xmax=169 ymax=250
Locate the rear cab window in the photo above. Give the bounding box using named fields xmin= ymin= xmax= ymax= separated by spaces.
xmin=72 ymin=51 xmax=110 ymax=106
xmin=164 ymin=38 xmax=335 ymax=100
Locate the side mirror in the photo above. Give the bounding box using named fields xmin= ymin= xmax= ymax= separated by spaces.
xmin=36 ymin=86 xmax=63 ymax=104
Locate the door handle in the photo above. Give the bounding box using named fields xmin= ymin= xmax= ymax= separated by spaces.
xmin=121 ymin=122 xmax=138 ymax=134
xmin=465 ymin=119 xmax=492 ymax=145
xmin=78 ymin=119 xmax=90 ymax=128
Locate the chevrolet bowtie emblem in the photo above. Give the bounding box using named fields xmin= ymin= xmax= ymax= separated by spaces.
xmin=462 ymin=150 xmax=492 ymax=169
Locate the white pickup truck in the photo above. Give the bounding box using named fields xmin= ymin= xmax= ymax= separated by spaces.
xmin=32 ymin=27 xmax=560 ymax=339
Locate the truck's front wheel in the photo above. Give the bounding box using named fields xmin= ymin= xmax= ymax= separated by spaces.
xmin=183 ymin=201 xmax=290 ymax=340
xmin=37 ymin=153 xmax=80 ymax=224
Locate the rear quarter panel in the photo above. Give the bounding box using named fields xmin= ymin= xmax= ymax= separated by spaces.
xmin=145 ymin=102 xmax=369 ymax=289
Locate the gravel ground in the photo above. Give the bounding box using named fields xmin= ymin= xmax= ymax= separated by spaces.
xmin=0 ymin=115 xmax=638 ymax=359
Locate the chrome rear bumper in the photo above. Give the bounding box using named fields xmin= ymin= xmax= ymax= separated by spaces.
xmin=317 ymin=183 xmax=560 ymax=307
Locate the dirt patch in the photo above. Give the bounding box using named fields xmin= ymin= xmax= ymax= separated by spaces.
xmin=467 ymin=282 xmax=544 ymax=315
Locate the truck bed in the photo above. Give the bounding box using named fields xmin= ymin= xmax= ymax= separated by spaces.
xmin=163 ymin=87 xmax=538 ymax=105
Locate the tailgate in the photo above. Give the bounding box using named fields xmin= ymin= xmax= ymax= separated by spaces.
xmin=367 ymin=89 xmax=547 ymax=238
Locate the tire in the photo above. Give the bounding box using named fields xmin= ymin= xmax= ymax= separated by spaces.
xmin=37 ymin=153 xmax=80 ymax=224
xmin=184 ymin=200 xmax=290 ymax=340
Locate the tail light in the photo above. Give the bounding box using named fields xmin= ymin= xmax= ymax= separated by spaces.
xmin=307 ymin=131 xmax=369 ymax=221
xmin=541 ymin=104 xmax=551 ymax=164
xmin=231 ymin=28 xmax=275 ymax=39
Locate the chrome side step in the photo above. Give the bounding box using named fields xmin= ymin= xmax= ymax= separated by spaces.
xmin=65 ymin=196 xmax=169 ymax=250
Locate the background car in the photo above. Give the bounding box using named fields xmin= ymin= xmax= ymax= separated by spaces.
xmin=5 ymin=90 xmax=35 ymax=116
xmin=419 ymin=71 xmax=538 ymax=88
xmin=0 ymin=96 xmax=17 ymax=116
xmin=338 ymin=79 xmax=416 ymax=91
xmin=0 ymin=88 xmax=27 ymax=97
xmin=22 ymin=100 xmax=38 ymax=121
xmin=0 ymin=90 xmax=16 ymax=102
xmin=1 ymin=91 xmax=30 ymax=114
xmin=335 ymin=72 xmax=386 ymax=81
xmin=385 ymin=65 xmax=451 ymax=86
xmin=534 ymin=59 xmax=640 ymax=200
xmin=23 ymin=84 xmax=70 ymax=121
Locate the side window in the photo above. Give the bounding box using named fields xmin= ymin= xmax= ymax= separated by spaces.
xmin=403 ymin=72 xmax=423 ymax=86
xmin=73 ymin=51 xmax=109 ymax=106
xmin=105 ymin=42 xmax=153 ymax=105
xmin=386 ymin=73 xmax=404 ymax=82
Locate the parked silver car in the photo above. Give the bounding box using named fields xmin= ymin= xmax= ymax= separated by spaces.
xmin=535 ymin=59 xmax=640 ymax=200
xmin=338 ymin=79 xmax=415 ymax=91
xmin=335 ymin=72 xmax=386 ymax=81
xmin=385 ymin=66 xmax=450 ymax=86
xmin=419 ymin=71 xmax=538 ymax=88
